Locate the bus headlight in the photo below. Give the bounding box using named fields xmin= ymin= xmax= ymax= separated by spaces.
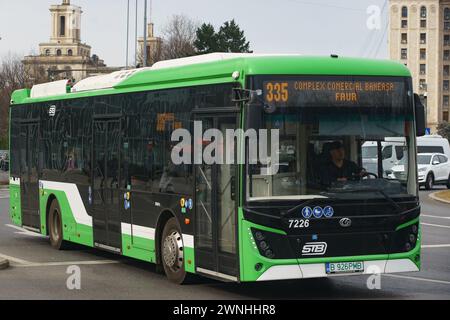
xmin=251 ymin=228 xmax=293 ymax=259
xmin=251 ymin=229 xmax=277 ymax=259
xmin=393 ymin=221 xmax=419 ymax=253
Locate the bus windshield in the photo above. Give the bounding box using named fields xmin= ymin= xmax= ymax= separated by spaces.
xmin=247 ymin=76 xmax=417 ymax=201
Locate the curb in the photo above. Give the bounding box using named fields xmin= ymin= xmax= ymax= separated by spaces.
xmin=429 ymin=191 xmax=450 ymax=205
xmin=0 ymin=258 xmax=9 ymax=270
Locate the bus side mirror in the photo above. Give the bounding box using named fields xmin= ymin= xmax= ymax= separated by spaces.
xmin=414 ymin=93 xmax=426 ymax=137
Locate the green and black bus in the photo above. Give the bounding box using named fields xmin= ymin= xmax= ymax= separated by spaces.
xmin=8 ymin=53 xmax=426 ymax=283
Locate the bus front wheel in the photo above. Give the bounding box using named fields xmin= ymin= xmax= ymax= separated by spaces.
xmin=48 ymin=199 xmax=69 ymax=250
xmin=425 ymin=173 xmax=434 ymax=190
xmin=161 ymin=217 xmax=188 ymax=284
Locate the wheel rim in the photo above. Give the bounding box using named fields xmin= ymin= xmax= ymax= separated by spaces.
xmin=51 ymin=209 xmax=60 ymax=241
xmin=162 ymin=230 xmax=183 ymax=272
xmin=428 ymin=176 xmax=433 ymax=189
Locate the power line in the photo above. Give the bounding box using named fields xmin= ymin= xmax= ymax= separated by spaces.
xmin=360 ymin=0 xmax=388 ymax=57
xmin=369 ymin=0 xmax=389 ymax=58
xmin=372 ymin=17 xmax=389 ymax=58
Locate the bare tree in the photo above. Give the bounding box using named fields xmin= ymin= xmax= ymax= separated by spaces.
xmin=160 ymin=15 xmax=198 ymax=60
xmin=137 ymin=15 xmax=198 ymax=67
xmin=0 ymin=54 xmax=47 ymax=148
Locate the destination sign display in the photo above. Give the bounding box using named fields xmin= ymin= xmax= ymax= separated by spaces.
xmin=262 ymin=77 xmax=409 ymax=108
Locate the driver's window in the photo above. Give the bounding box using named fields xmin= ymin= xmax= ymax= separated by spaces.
xmin=382 ymin=146 xmax=392 ymax=160
xmin=395 ymin=146 xmax=405 ymax=160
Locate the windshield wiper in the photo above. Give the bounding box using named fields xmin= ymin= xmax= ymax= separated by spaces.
xmin=325 ymin=187 xmax=402 ymax=214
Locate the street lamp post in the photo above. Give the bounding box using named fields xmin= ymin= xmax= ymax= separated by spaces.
xmin=143 ymin=0 xmax=148 ymax=67
xmin=126 ymin=0 xmax=130 ymax=69
xmin=135 ymin=0 xmax=138 ymax=67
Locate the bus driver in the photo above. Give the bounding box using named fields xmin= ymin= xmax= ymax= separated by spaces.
xmin=320 ymin=141 xmax=366 ymax=187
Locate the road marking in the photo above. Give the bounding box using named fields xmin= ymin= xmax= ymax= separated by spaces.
xmin=5 ymin=224 xmax=45 ymax=237
xmin=0 ymin=253 xmax=32 ymax=265
xmin=383 ymin=274 xmax=450 ymax=286
xmin=422 ymin=244 xmax=450 ymax=249
xmin=15 ymin=260 xmax=121 ymax=268
xmin=422 ymin=215 xmax=450 ymax=220
xmin=0 ymin=251 xmax=121 ymax=268
xmin=421 ymin=222 xmax=450 ymax=229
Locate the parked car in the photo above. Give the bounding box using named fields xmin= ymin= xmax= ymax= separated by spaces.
xmin=390 ymin=153 xmax=450 ymax=190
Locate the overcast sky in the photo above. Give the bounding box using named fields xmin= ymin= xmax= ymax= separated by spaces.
xmin=0 ymin=0 xmax=389 ymax=67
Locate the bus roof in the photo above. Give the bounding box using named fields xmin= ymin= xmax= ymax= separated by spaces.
xmin=10 ymin=53 xmax=411 ymax=105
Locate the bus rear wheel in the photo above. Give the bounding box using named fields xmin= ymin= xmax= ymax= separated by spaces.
xmin=161 ymin=217 xmax=188 ymax=284
xmin=48 ymin=199 xmax=69 ymax=250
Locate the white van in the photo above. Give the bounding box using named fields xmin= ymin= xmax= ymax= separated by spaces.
xmin=417 ymin=135 xmax=450 ymax=158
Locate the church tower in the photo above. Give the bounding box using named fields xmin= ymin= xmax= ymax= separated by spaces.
xmin=40 ymin=0 xmax=90 ymax=58
xmin=49 ymin=0 xmax=82 ymax=44
xmin=23 ymin=0 xmax=117 ymax=82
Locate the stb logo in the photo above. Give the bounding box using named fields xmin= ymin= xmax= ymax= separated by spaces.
xmin=339 ymin=218 xmax=352 ymax=228
xmin=48 ymin=105 xmax=56 ymax=117
xmin=302 ymin=242 xmax=328 ymax=256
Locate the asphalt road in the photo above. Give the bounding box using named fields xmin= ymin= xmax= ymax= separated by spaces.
xmin=0 ymin=186 xmax=449 ymax=300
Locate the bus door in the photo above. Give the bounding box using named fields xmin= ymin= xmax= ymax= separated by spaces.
xmin=92 ymin=119 xmax=122 ymax=253
xmin=19 ymin=121 xmax=41 ymax=231
xmin=194 ymin=114 xmax=239 ymax=281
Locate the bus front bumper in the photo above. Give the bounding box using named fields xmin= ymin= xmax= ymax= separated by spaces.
xmin=256 ymin=258 xmax=418 ymax=281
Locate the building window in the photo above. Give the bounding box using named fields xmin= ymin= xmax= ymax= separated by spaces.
xmin=444 ymin=80 xmax=449 ymax=91
xmin=68 ymin=49 xmax=73 ymax=56
xmin=446 ymin=22 xmax=450 ymax=30
xmin=420 ymin=6 xmax=427 ymax=18
xmin=420 ymin=49 xmax=426 ymax=60
xmin=401 ymin=6 xmax=408 ymax=18
xmin=401 ymin=48 xmax=407 ymax=60
xmin=56 ymin=49 xmax=62 ymax=56
xmin=444 ymin=65 xmax=450 ymax=76
xmin=445 ymin=50 xmax=450 ymax=60
xmin=446 ymin=35 xmax=450 ymax=46
xmin=45 ymin=49 xmax=50 ymax=56
xmin=60 ymin=16 xmax=66 ymax=36
xmin=420 ymin=64 xmax=426 ymax=75
xmin=401 ymin=33 xmax=407 ymax=44
xmin=444 ymin=95 xmax=450 ymax=107
xmin=420 ymin=20 xmax=427 ymax=28
xmin=420 ymin=33 xmax=426 ymax=44
xmin=445 ymin=8 xmax=450 ymax=20
xmin=420 ymin=79 xmax=427 ymax=90
xmin=401 ymin=20 xmax=408 ymax=28
xmin=444 ymin=111 xmax=449 ymax=122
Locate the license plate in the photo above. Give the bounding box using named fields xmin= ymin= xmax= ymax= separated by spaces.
xmin=325 ymin=261 xmax=364 ymax=274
